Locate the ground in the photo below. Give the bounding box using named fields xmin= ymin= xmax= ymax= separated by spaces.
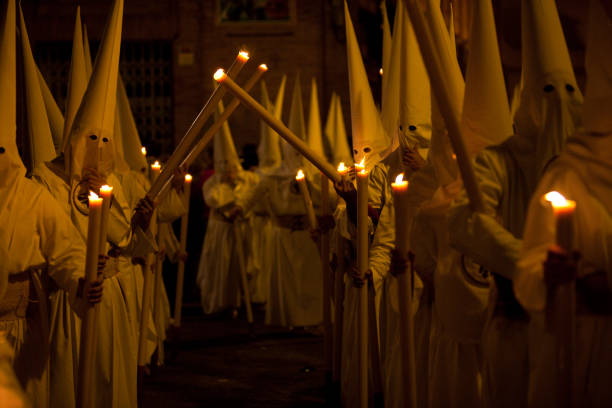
xmin=142 ymin=304 xmax=337 ymax=407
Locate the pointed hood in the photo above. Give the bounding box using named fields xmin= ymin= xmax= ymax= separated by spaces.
xmin=513 ymin=0 xmax=583 ymax=179
xmin=83 ymin=23 xmax=93 ymax=78
xmin=66 ymin=0 xmax=123 ymax=179
xmin=324 ymin=93 xmax=337 ymax=160
xmin=277 ymin=74 xmax=305 ymax=175
xmin=61 ymin=7 xmax=88 ymax=153
xmin=257 ymin=78 xmax=283 ymax=168
xmin=117 ymin=75 xmax=148 ymax=173
xmin=380 ymin=0 xmax=392 ymax=101
xmin=583 ymin=0 xmax=612 ymax=134
xmin=37 ymin=68 xmax=65 ymax=153
xmin=344 ymin=0 xmax=392 ymax=170
xmin=18 ymin=4 xmax=56 ymax=169
xmin=213 ymin=100 xmax=241 ymax=174
xmin=307 ymin=78 xmax=325 ymax=156
xmin=398 ymin=3 xmax=431 ymax=152
xmin=325 ymin=93 xmax=353 ymax=166
xmin=0 ymin=0 xmax=23 ymax=185
xmin=461 ymin=0 xmax=512 ymax=155
xmin=112 ymin=104 xmax=130 ymax=173
xmin=381 ymin=0 xmax=402 ymax=148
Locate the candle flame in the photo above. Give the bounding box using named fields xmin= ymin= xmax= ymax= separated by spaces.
xmin=355 ymin=157 xmax=365 ymax=170
xmin=238 ymin=50 xmax=250 ymax=61
xmin=141 ymin=146 xmax=147 ymax=156
xmin=185 ymin=174 xmax=193 ymax=182
xmin=213 ymin=69 xmax=226 ymax=82
xmin=152 ymin=160 xmax=161 ymax=170
xmin=296 ymin=169 xmax=305 ymax=180
xmin=452 ymin=153 xmax=457 ymax=160
xmin=545 ymin=191 xmax=575 ymax=209
xmin=88 ymin=191 xmax=100 ymax=202
xmin=100 ymin=185 xmax=113 ymax=194
xmin=394 ymin=173 xmax=404 ymax=184
xmin=337 ymin=162 xmax=347 ymax=173
xmin=359 ymin=169 xmax=367 ymax=176
xmin=258 ymin=64 xmax=268 ymax=71
xmin=379 ymin=68 xmax=383 ymax=76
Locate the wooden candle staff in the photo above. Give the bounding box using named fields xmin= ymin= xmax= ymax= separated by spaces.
xmin=234 ymin=222 xmax=254 ymax=327
xmin=356 ymin=163 xmax=369 ymax=408
xmin=172 ymin=174 xmax=192 ymax=327
xmin=391 ymin=173 xmax=417 ymax=407
xmin=77 ymin=189 xmax=106 ymax=408
xmin=403 ymin=0 xmax=484 ymax=213
xmin=545 ymin=191 xmax=577 ymax=408
xmin=214 ymin=71 xmax=342 ymax=184
xmin=147 ymin=51 xmax=249 ymax=201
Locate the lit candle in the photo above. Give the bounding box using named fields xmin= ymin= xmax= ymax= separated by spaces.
xmin=355 ymin=164 xmax=369 ymax=407
xmin=77 ymin=191 xmax=103 ymax=407
xmin=337 ymin=162 xmax=348 ymax=176
xmin=379 ymin=67 xmax=383 ymax=76
xmin=150 ymin=161 xmax=161 ymax=183
xmin=545 ymin=191 xmax=576 ymax=252
xmin=173 ymin=174 xmax=192 ymax=327
xmin=98 ymin=185 xmax=113 ymax=254
xmin=390 ymin=173 xmax=417 ymax=404
xmin=296 ymin=169 xmax=318 ymax=230
xmin=214 ymin=70 xmax=342 ymax=183
xmin=141 ymin=146 xmax=147 ymax=156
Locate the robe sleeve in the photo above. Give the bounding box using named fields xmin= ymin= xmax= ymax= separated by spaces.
xmin=447 ymin=149 xmax=522 ymax=280
xmin=203 ymin=176 xmax=236 ymax=209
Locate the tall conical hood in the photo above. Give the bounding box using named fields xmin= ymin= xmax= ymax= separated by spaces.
xmin=61 ymin=7 xmax=88 ymax=153
xmin=381 ymin=0 xmax=402 ymax=147
xmin=513 ymin=0 xmax=582 ymax=179
xmin=305 ymin=78 xmax=325 ymax=177
xmin=37 ymin=68 xmax=65 ymax=152
xmin=398 ymin=3 xmax=431 ymax=152
xmin=257 ymin=78 xmax=282 ymax=168
xmin=18 ymin=4 xmax=56 ymax=169
xmin=117 ymin=75 xmax=148 ymax=173
xmin=278 ymin=74 xmax=305 ymax=175
xmin=583 ymin=0 xmax=612 ymax=133
xmin=83 ymin=24 xmax=93 ymax=78
xmin=0 ymin=0 xmax=23 ymax=184
xmin=112 ymin=105 xmax=130 ymax=173
xmin=326 ymin=94 xmax=353 ymax=166
xmin=381 ymin=0 xmax=392 ymax=101
xmin=66 ymin=0 xmax=123 ymax=179
xmin=461 ymin=0 xmax=512 ymax=155
xmin=521 ymin=0 xmax=577 ymax=91
xmin=213 ymin=100 xmax=241 ymax=174
xmin=344 ymin=0 xmax=392 ymax=170
xmin=324 ymin=93 xmax=337 ymax=161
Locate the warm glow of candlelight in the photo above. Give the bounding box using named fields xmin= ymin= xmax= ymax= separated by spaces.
xmin=151 ymin=161 xmax=161 ymax=170
xmin=100 ymin=185 xmax=113 ymax=194
xmin=258 ymin=64 xmax=268 ymax=71
xmin=452 ymin=153 xmax=457 ymax=160
xmin=296 ymin=169 xmax=305 ymax=180
xmin=355 ymin=157 xmax=365 ymax=171
xmin=238 ymin=50 xmax=250 ymax=61
xmin=545 ymin=191 xmax=576 ymax=212
xmin=359 ymin=169 xmax=367 ymax=176
xmin=392 ymin=173 xmax=408 ymax=189
xmin=213 ymin=69 xmax=226 ymax=81
xmin=337 ymin=162 xmax=347 ymax=174
xmin=185 ymin=174 xmax=193 ymax=182
xmin=379 ymin=68 xmax=383 ymax=76
xmin=88 ymin=191 xmax=101 ymax=203
xmin=141 ymin=147 xmax=147 ymax=156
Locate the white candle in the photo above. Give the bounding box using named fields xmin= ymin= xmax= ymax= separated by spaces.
xmin=173 ymin=174 xmax=192 ymax=327
xmin=150 ymin=161 xmax=161 ymax=183
xmin=355 ymin=163 xmax=369 ymax=408
xmin=296 ymin=169 xmax=318 ymax=230
xmin=545 ymin=191 xmax=576 ymax=252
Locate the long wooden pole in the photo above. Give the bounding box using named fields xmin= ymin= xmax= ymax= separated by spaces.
xmin=234 ymin=222 xmax=254 ymax=326
xmin=147 ymin=52 xmax=249 ymax=200
xmin=356 ymin=168 xmax=369 ymax=408
xmin=172 ymin=174 xmax=192 ymax=327
xmin=214 ymin=72 xmax=342 ymax=184
xmin=332 ymin=228 xmax=345 ymax=384
xmin=151 ymin=240 xmax=164 ymax=366
xmin=320 ymin=175 xmax=332 ymax=381
xmin=77 ymin=192 xmax=103 ymax=408
xmin=403 ymin=0 xmax=484 ymax=212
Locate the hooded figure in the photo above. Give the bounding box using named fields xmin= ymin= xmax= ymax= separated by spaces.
xmin=257 ymin=76 xmax=286 ymax=171
xmin=344 ymin=0 xmax=393 ymax=171
xmin=197 ymin=100 xmax=260 ymax=315
xmin=447 ymin=0 xmax=582 ymax=407
xmin=324 ymin=93 xmax=352 ymax=166
xmin=37 ymin=68 xmax=65 ymax=154
xmin=1 ymin=2 xmax=96 ymax=407
xmin=380 ymin=0 xmax=392 ymax=103
xmin=515 ymin=1 xmax=612 ymax=405
xmin=305 ymin=78 xmax=325 ymax=180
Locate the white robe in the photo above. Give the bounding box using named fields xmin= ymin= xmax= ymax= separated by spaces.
xmin=0 ymin=176 xmax=86 ymax=408
xmin=515 ymin=132 xmax=612 ymax=408
xmin=197 ymin=171 xmax=260 ymax=314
